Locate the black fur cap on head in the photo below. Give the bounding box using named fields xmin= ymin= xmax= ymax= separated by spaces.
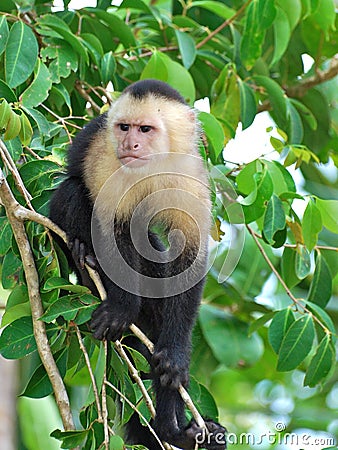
xmin=124 ymin=79 xmax=187 ymax=105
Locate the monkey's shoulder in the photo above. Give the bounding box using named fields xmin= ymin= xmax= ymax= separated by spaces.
xmin=68 ymin=113 xmax=108 ymax=178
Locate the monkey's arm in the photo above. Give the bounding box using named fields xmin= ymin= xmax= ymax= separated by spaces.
xmin=49 ymin=176 xmax=93 ymax=255
xmin=90 ymin=230 xmax=142 ymax=341
xmin=49 ymin=175 xmax=99 ymax=299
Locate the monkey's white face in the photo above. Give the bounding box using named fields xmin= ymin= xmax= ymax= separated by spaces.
xmin=113 ymin=119 xmax=169 ymax=168
xmin=107 ymin=94 xmax=172 ymax=168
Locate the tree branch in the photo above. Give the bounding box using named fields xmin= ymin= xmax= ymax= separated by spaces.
xmin=286 ymin=54 xmax=338 ymax=98
xmin=0 ymin=167 xmax=75 ymax=432
xmin=75 ymin=81 xmax=101 ymax=114
xmin=196 ymin=0 xmax=253 ymax=49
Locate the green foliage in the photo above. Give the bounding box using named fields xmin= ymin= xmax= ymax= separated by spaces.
xmin=0 ymin=0 xmax=337 ymax=449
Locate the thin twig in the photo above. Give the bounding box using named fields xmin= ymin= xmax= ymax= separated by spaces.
xmin=246 ymin=224 xmax=334 ymax=334
xmin=105 ymin=380 xmax=167 ymax=450
xmin=0 ymin=140 xmax=33 ymax=206
xmin=74 ymin=324 xmax=102 ymax=419
xmin=286 ymin=54 xmax=338 ymax=97
xmin=75 ymin=81 xmax=101 ymax=114
xmin=114 ymin=339 xmax=156 ymax=419
xmin=130 ymin=326 xmax=205 ymax=428
xmin=102 ymin=340 xmax=110 ymax=448
xmin=196 ymin=0 xmax=254 ymax=49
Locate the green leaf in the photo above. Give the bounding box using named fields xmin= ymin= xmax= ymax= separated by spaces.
xmin=238 ymin=79 xmax=257 ymax=129
xmin=141 ymin=52 xmax=196 ymax=104
xmin=305 ymin=301 xmax=336 ymax=340
xmin=241 ymin=166 xmax=274 ymax=223
xmin=21 ymin=349 xmax=67 ymax=398
xmin=198 ymin=111 xmax=225 ymax=159
xmin=189 ymin=378 xmax=219 ymax=422
xmin=141 ymin=51 xmax=168 ymax=82
xmin=271 ymin=6 xmax=291 ymax=66
xmin=43 ymin=277 xmax=89 ymax=294
xmin=51 ymin=84 xmax=72 ymax=114
xmin=302 ymin=199 xmax=322 ymax=251
xmin=0 ymin=316 xmax=36 ymax=359
xmin=248 ymin=312 xmax=275 ymax=335
xmin=21 ymin=59 xmax=52 ymax=108
xmin=21 ymin=106 xmax=54 ymax=137
xmin=38 ymin=15 xmax=88 ymax=64
xmin=321 ymin=249 xmax=338 ymax=279
xmin=304 ymin=334 xmax=335 ymax=387
xmin=295 ymin=245 xmax=311 ymax=279
xmin=253 ymin=75 xmax=287 ymax=128
xmin=41 ymin=294 xmax=98 ymax=323
xmin=50 ymin=429 xmax=89 ymax=448
xmin=188 ymin=1 xmax=235 ymax=19
xmin=3 ymin=108 xmax=21 ymax=141
xmin=240 ymin=0 xmax=276 ymax=69
xmin=1 ymin=252 xmax=22 ymax=289
xmin=41 ymin=40 xmax=78 ymax=82
xmin=109 ymin=435 xmax=125 ymax=450
xmin=277 ymin=315 xmax=315 ymax=371
xmin=211 ymin=64 xmax=240 ymax=142
xmin=0 ymin=98 xmax=14 ymax=133
xmin=84 ymin=8 xmax=136 ymax=49
xmin=81 ymin=32 xmax=104 ymax=65
xmin=5 ymin=21 xmax=38 ymax=88
xmin=315 ymin=198 xmax=338 ymax=233
xmin=307 ymin=252 xmax=332 ymax=308
xmin=0 ymin=16 xmax=9 ymax=56
xmin=263 ymin=194 xmax=286 ymax=244
xmin=199 ymin=304 xmax=264 ymax=367
xmin=291 ymin=98 xmax=317 ymax=131
xmin=276 ymin=0 xmax=301 ymax=31
xmin=101 ymin=51 xmax=116 ymax=85
xmin=0 ymin=216 xmax=13 ymax=256
xmin=19 ymin=160 xmax=61 ymax=196
xmin=175 ymin=29 xmax=196 ymax=69
xmin=264 ymin=160 xmax=296 ymax=194
xmin=308 ymin=0 xmax=336 ymax=37
xmin=268 ymin=308 xmax=295 ymax=354
xmin=19 ymin=110 xmax=33 ymax=145
xmin=286 ymin=100 xmax=304 ymax=144
xmin=236 ymin=160 xmax=259 ymax=195
xmin=119 ymin=0 xmax=153 ymax=14
xmin=0 ymin=79 xmax=17 ymax=102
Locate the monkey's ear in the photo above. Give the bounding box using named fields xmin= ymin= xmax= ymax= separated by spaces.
xmin=187 ymin=110 xmax=197 ymax=122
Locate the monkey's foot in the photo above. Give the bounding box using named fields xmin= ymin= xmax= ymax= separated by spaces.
xmin=152 ymin=347 xmax=189 ymax=389
xmin=90 ymin=300 xmax=132 ymax=341
xmin=185 ymin=419 xmax=227 ymax=450
xmin=157 ymin=418 xmax=226 ymax=450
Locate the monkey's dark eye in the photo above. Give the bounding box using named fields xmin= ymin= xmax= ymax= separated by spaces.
xmin=119 ymin=124 xmax=129 ymax=131
xmin=140 ymin=125 xmax=152 ymax=133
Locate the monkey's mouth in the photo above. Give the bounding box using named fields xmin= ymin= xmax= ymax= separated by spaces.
xmin=119 ymin=155 xmax=150 ymax=167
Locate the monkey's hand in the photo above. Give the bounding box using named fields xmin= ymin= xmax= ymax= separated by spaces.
xmin=68 ymin=237 xmax=97 ymax=271
xmin=152 ymin=346 xmax=190 ymax=389
xmin=90 ymin=299 xmax=136 ymax=341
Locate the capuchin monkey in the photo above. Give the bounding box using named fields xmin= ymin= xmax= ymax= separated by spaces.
xmin=49 ymin=79 xmax=226 ymax=450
